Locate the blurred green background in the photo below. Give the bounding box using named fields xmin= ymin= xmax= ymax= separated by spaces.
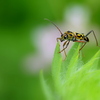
xmin=0 ymin=0 xmax=100 ymax=100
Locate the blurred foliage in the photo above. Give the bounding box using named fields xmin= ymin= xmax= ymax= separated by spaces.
xmin=0 ymin=0 xmax=100 ymax=100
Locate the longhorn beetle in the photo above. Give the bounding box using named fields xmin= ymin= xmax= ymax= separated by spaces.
xmin=45 ymin=18 xmax=99 ymax=56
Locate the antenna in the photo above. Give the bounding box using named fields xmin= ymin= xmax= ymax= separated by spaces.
xmin=44 ymin=18 xmax=63 ymax=35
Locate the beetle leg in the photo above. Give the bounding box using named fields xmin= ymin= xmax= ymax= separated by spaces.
xmin=62 ymin=41 xmax=68 ymax=57
xmin=79 ymin=42 xmax=87 ymax=51
xmin=56 ymin=38 xmax=61 ymax=42
xmin=59 ymin=41 xmax=70 ymax=53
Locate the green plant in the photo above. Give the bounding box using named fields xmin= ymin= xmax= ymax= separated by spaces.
xmin=40 ymin=42 xmax=100 ymax=100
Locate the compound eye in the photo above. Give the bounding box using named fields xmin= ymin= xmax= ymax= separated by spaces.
xmin=69 ymin=34 xmax=72 ymax=36
xmin=64 ymin=35 xmax=67 ymax=39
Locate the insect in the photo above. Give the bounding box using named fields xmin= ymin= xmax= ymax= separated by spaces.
xmin=45 ymin=18 xmax=99 ymax=56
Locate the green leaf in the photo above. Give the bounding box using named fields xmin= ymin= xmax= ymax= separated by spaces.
xmin=61 ymin=42 xmax=83 ymax=80
xmin=52 ymin=42 xmax=62 ymax=92
xmin=79 ymin=49 xmax=100 ymax=73
xmin=65 ymin=43 xmax=81 ymax=78
xmin=40 ymin=70 xmax=54 ymax=100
